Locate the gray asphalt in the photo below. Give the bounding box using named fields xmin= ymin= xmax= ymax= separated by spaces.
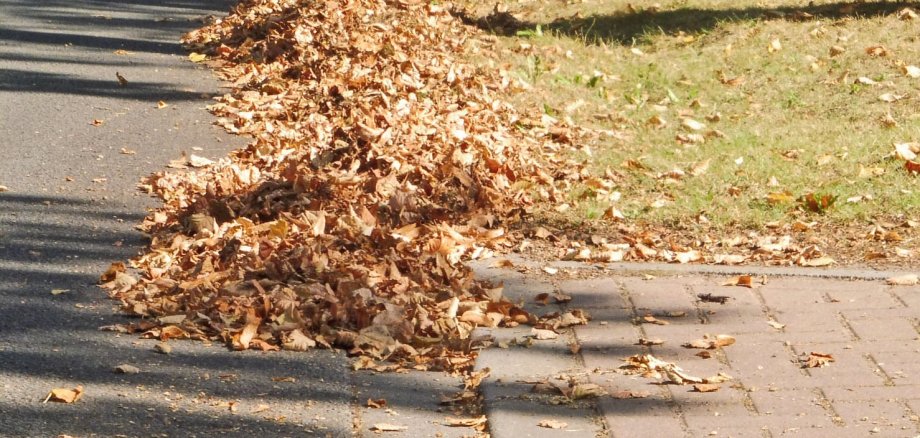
xmin=0 ymin=2 xmax=467 ymax=437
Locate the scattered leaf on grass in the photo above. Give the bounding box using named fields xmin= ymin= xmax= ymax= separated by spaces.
xmin=44 ymin=385 xmax=84 ymax=403
xmin=802 ymin=352 xmax=835 ymax=368
xmin=538 ymin=419 xmax=567 ymax=429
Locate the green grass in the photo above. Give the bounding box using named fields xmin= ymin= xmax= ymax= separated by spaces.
xmin=459 ymin=0 xmax=920 ymax=231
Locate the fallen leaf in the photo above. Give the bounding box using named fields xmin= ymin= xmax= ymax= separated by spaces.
xmin=802 ymin=352 xmax=835 ymax=368
xmin=722 ymin=275 xmax=753 ymax=288
xmin=885 ymin=274 xmax=919 ymax=286
xmin=189 ymin=52 xmax=207 ymax=62
xmin=692 ymin=383 xmax=720 ymax=393
xmin=537 ymin=419 xmax=567 ymax=429
xmin=45 ymin=385 xmax=84 ymax=403
xmin=798 ymin=256 xmax=835 ymax=267
xmin=682 ymin=334 xmax=735 ymax=350
xmin=530 ymin=328 xmax=558 ymax=340
xmin=767 ymin=320 xmax=786 ymax=330
xmin=878 ymin=93 xmax=904 ymax=103
xmin=366 ymin=398 xmax=387 ymax=408
xmin=637 ymin=338 xmax=664 ymax=346
xmin=114 ymin=364 xmax=140 ymax=374
xmin=50 ymin=289 xmax=70 ymax=295
xmin=640 ymin=314 xmax=669 ymax=325
xmin=154 ymin=342 xmax=172 ymax=354
xmin=282 ymin=329 xmax=316 ymax=351
xmin=903 ymin=65 xmax=920 ymax=78
xmin=271 ymin=376 xmax=296 ymax=383
xmin=156 ymin=100 xmax=168 ymax=109
xmin=612 ymin=390 xmax=651 ymax=399
xmin=90 ymin=119 xmax=104 ymax=126
xmin=443 ymin=416 xmax=488 ymax=427
xmin=370 ymin=423 xmax=408 ymax=432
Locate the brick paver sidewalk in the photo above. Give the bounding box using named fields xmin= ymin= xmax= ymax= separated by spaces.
xmin=473 ymin=261 xmax=920 ymax=438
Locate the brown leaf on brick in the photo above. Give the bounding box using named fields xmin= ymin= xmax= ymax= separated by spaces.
xmin=802 ymin=352 xmax=835 ymax=368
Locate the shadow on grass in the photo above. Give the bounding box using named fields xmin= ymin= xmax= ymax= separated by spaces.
xmin=457 ymin=1 xmax=920 ymax=45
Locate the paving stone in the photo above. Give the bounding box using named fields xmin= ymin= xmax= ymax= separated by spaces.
xmin=870 ymin=350 xmax=920 ymax=386
xmin=480 ymin=381 xmax=601 ymax=438
xmin=822 ymin=385 xmax=920 ymax=402
xmin=599 ymin=397 xmax=686 ymax=438
xmin=758 ymin=278 xmax=830 ymax=313
xmin=354 ymin=371 xmax=470 ymax=438
xmin=748 ymin=389 xmax=829 ymax=417
xmin=559 ymin=278 xmax=627 ymax=310
xmin=845 ymin=317 xmax=919 ymax=342
xmin=831 ymin=399 xmax=917 ymax=434
xmin=792 ymin=343 xmax=889 ymax=388
xmin=722 ymin=337 xmax=811 ymax=390
xmin=621 ymin=277 xmax=701 ymax=317
xmin=821 ymin=282 xmax=900 ymax=310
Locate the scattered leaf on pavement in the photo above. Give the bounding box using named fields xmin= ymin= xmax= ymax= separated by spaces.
xmin=538 ymin=419 xmax=568 ymax=429
xmin=802 ymin=352 xmax=835 ymax=368
xmin=44 ymin=385 xmax=84 ymax=403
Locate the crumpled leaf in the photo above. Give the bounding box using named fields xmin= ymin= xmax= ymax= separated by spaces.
xmin=722 ymin=275 xmax=753 ymax=288
xmin=802 ymin=352 xmax=835 ymax=368
xmin=44 ymin=385 xmax=84 ymax=403
xmin=537 ymin=419 xmax=568 ymax=429
xmin=682 ymin=334 xmax=735 ymax=350
xmin=370 ymin=423 xmax=408 ymax=432
xmin=282 ymin=329 xmax=316 ymax=351
xmin=886 ymin=274 xmax=919 ymax=286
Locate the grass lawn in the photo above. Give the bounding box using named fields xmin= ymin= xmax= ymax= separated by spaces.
xmin=455 ymin=0 xmax=920 ymax=263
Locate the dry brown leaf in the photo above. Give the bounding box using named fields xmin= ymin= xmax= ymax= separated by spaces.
xmin=722 ymin=275 xmax=753 ymax=288
xmin=443 ymin=416 xmax=487 ymax=427
xmin=366 ymin=398 xmax=387 ymax=409
xmin=802 ymin=352 xmax=835 ymax=368
xmin=370 ymin=423 xmax=408 ymax=432
xmin=612 ymin=390 xmax=651 ymax=399
xmin=885 ymin=274 xmax=919 ymax=286
xmin=44 ymin=385 xmax=84 ymax=403
xmin=692 ymin=383 xmax=720 ymax=393
xmin=767 ymin=320 xmax=786 ymax=330
xmin=682 ymin=334 xmax=735 ymax=350
xmin=537 ymin=419 xmax=568 ymax=429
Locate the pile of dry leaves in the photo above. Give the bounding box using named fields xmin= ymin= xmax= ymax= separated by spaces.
xmin=101 ymin=0 xmax=586 ymax=371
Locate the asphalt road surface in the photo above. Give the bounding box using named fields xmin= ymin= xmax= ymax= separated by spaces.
xmin=0 ymin=2 xmax=467 ymax=436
